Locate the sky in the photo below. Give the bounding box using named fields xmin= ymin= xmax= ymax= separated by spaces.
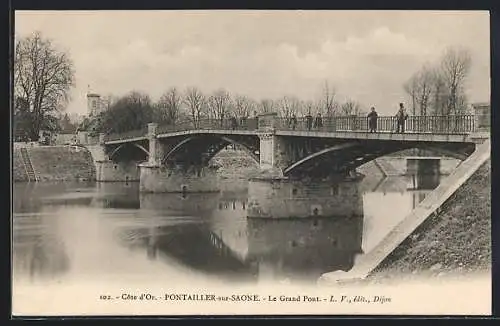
xmin=14 ymin=10 xmax=491 ymax=116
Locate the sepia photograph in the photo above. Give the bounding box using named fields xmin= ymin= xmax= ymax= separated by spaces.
xmin=11 ymin=10 xmax=491 ymax=316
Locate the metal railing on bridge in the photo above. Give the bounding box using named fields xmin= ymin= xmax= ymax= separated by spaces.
xmin=102 ymin=114 xmax=475 ymax=142
xmin=103 ymin=117 xmax=259 ymax=142
xmin=104 ymin=126 xmax=149 ymax=142
xmin=276 ymin=115 xmax=475 ymax=134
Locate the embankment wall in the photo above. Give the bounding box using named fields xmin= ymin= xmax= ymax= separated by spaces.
xmin=13 ymin=146 xmax=96 ymax=182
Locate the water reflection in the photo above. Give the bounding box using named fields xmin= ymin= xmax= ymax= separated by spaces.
xmin=12 ymin=166 xmax=442 ymax=285
xmin=245 ymin=217 xmax=363 ymax=283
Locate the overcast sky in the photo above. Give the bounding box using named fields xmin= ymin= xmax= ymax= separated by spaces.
xmin=15 ymin=10 xmax=490 ymax=116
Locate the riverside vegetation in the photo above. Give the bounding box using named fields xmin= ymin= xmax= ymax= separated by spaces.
xmin=370 ymin=159 xmax=491 ymax=279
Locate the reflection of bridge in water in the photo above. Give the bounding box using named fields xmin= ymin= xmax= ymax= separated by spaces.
xmin=12 ymin=164 xmax=443 ymax=284
xmin=110 ymin=179 xmax=368 ymax=283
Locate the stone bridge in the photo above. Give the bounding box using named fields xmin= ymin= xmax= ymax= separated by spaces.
xmin=79 ymin=108 xmax=489 ymax=205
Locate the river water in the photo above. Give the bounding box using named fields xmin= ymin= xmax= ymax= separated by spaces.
xmin=12 ymin=169 xmax=446 ymax=292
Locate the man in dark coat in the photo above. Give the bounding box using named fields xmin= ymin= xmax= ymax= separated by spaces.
xmin=289 ymin=113 xmax=297 ymax=130
xmin=314 ymin=113 xmax=323 ymax=129
xmin=230 ymin=115 xmax=238 ymax=130
xmin=367 ymin=107 xmax=378 ymax=133
xmin=395 ymin=103 xmax=408 ymax=133
xmin=305 ymin=112 xmax=313 ymax=130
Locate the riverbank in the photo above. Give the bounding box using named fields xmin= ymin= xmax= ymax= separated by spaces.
xmin=368 ymin=158 xmax=491 ymax=280
xmin=13 ymin=146 xmax=95 ymax=182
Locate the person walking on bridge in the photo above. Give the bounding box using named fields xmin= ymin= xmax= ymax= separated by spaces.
xmin=314 ymin=113 xmax=323 ymax=129
xmin=289 ymin=113 xmax=297 ymax=130
xmin=367 ymin=107 xmax=378 ymax=133
xmin=305 ymin=112 xmax=313 ymax=131
xmin=395 ymin=103 xmax=408 ymax=133
xmin=230 ymin=115 xmax=238 ymax=130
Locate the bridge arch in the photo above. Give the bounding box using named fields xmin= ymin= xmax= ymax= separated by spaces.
xmin=161 ymin=135 xmax=259 ymax=165
xmin=283 ymin=143 xmax=359 ymax=175
xmin=108 ymin=143 xmax=150 ymax=161
xmin=283 ymin=141 xmax=475 ymax=177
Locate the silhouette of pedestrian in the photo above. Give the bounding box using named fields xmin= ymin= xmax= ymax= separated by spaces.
xmin=368 ymin=107 xmax=378 ymax=133
xmin=230 ymin=115 xmax=238 ymax=130
xmin=305 ymin=112 xmax=313 ymax=130
xmin=314 ymin=113 xmax=323 ymax=129
xmin=290 ymin=113 xmax=297 ymax=130
xmin=252 ymin=110 xmax=259 ymax=130
xmin=395 ymin=103 xmax=408 ymax=133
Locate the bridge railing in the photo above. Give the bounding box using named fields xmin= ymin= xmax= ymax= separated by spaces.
xmin=103 ymin=114 xmax=476 ymax=142
xmin=157 ymin=117 xmax=259 ymax=134
xmin=275 ymin=115 xmax=475 ymax=134
xmin=103 ymin=127 xmax=149 ymax=142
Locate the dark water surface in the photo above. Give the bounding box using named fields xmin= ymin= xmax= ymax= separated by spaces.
xmin=12 ymin=172 xmax=442 ymax=288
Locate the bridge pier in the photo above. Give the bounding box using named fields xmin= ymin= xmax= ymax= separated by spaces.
xmin=247 ymin=176 xmax=363 ymax=219
xmin=95 ymin=160 xmax=140 ymax=182
xmin=85 ymin=133 xmax=141 ymax=182
xmin=139 ymin=163 xmax=219 ymax=193
xmin=139 ymin=122 xmax=220 ymax=193
xmin=406 ymin=158 xmax=440 ymax=176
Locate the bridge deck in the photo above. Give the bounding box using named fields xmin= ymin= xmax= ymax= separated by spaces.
xmin=101 ymin=114 xmax=485 ymax=145
xmin=104 ymin=129 xmax=477 ymax=145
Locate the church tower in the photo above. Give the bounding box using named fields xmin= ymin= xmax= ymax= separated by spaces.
xmin=87 ymin=92 xmax=101 ymax=116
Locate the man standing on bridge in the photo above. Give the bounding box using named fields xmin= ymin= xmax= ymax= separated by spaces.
xmin=367 ymin=107 xmax=378 ymax=133
xmin=395 ymin=103 xmax=408 ymax=133
xmin=305 ymin=112 xmax=313 ymax=130
xmin=289 ymin=113 xmax=298 ymax=130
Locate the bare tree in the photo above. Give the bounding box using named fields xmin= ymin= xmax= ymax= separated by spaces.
xmin=302 ymin=99 xmax=316 ymax=116
xmin=207 ymin=89 xmax=232 ymax=125
xmin=233 ymin=94 xmax=256 ymax=118
xmin=415 ymin=65 xmax=435 ymax=116
xmin=278 ymin=95 xmax=301 ymax=119
xmin=340 ymin=99 xmax=362 ymax=116
xmin=100 ymin=93 xmax=116 ymax=111
xmin=403 ymin=74 xmax=419 ymax=116
xmin=431 ymin=69 xmax=448 ymax=116
xmin=183 ymin=87 xmax=206 ymax=128
xmin=319 ymin=80 xmax=338 ymax=117
xmin=440 ymin=46 xmax=472 ymax=115
xmin=259 ymin=98 xmax=275 ymax=114
xmin=157 ymin=87 xmax=182 ymax=125
xmin=14 ymin=31 xmax=75 ymax=140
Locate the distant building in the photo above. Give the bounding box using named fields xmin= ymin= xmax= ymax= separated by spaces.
xmin=472 ymin=102 xmax=490 ymax=131
xmin=87 ymin=92 xmax=107 ymax=116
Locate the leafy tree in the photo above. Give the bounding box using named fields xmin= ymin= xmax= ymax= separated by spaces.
xmin=96 ymin=91 xmax=155 ymax=134
xmin=58 ymin=113 xmax=78 ymax=133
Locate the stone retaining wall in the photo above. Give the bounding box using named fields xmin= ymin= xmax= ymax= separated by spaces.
xmin=14 ymin=146 xmax=96 ymax=182
xmin=13 ymin=148 xmax=28 ymax=182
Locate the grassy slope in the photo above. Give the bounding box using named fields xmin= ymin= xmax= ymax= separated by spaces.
xmin=370 ymin=159 xmax=491 ymax=278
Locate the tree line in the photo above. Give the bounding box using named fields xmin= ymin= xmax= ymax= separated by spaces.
xmin=86 ymin=82 xmax=367 ymax=135
xmin=403 ymin=46 xmax=473 ymax=117
xmin=13 ymin=31 xmax=476 ymax=141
